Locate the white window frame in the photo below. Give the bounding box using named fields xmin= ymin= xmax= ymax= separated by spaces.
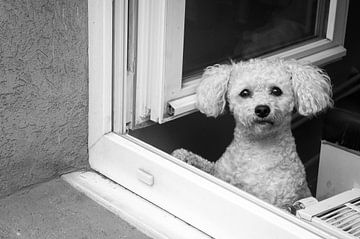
xmin=132 ymin=0 xmax=349 ymax=124
xmin=88 ymin=0 xmax=349 ymax=238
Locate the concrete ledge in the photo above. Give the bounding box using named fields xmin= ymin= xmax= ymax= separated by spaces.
xmin=0 ymin=176 xmax=150 ymax=239
xmin=62 ymin=171 xmax=210 ymax=239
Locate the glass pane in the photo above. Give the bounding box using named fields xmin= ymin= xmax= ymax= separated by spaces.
xmin=182 ymin=0 xmax=329 ymax=78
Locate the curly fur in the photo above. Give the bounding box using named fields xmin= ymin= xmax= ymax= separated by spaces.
xmin=172 ymin=58 xmax=332 ymax=210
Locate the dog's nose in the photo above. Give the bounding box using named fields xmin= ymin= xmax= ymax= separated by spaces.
xmin=255 ymin=105 xmax=270 ymax=118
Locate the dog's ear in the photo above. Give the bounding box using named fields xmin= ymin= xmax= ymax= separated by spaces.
xmin=286 ymin=60 xmax=333 ymax=116
xmin=196 ymin=64 xmax=232 ymax=117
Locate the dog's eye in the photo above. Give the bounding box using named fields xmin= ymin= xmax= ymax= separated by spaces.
xmin=270 ymin=86 xmax=283 ymax=96
xmin=239 ymin=89 xmax=251 ymax=98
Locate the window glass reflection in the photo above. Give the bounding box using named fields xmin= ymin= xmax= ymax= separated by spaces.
xmin=182 ymin=0 xmax=328 ymax=78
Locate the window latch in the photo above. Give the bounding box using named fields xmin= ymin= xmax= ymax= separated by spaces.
xmin=137 ymin=168 xmax=154 ymax=186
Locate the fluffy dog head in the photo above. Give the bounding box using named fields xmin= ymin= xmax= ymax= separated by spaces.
xmin=196 ymin=58 xmax=333 ymax=137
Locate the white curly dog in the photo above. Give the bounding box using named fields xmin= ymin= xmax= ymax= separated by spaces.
xmin=172 ymin=58 xmax=333 ymax=210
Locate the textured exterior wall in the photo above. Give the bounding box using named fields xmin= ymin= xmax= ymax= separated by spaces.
xmin=0 ymin=0 xmax=88 ymax=197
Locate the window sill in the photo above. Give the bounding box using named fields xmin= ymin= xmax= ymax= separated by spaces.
xmin=62 ymin=171 xmax=210 ymax=239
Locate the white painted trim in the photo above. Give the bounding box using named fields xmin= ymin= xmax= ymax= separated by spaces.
xmin=134 ymin=0 xmax=163 ymax=125
xmin=167 ymin=94 xmax=196 ymax=117
xmin=326 ymin=0 xmax=338 ymax=40
xmin=89 ymin=133 xmax=336 ymax=239
xmin=113 ymin=0 xmax=129 ymax=134
xmin=62 ymin=171 xmax=211 ymax=239
xmin=329 ymin=0 xmax=349 ymax=45
xmin=134 ymin=0 xmax=186 ymax=124
xmin=88 ymin=0 xmax=113 ymax=148
xmin=299 ymin=45 xmax=346 ymax=65
xmin=266 ymin=39 xmax=336 ymax=61
xmin=160 ymin=0 xmax=186 ymax=117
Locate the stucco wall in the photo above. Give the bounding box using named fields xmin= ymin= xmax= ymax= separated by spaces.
xmin=0 ymin=0 xmax=88 ymax=197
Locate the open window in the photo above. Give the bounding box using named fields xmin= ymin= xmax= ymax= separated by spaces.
xmin=89 ymin=0 xmax=350 ymax=238
xmin=127 ymin=0 xmax=348 ymax=126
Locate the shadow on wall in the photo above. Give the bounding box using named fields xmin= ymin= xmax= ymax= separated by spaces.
xmin=0 ymin=0 xmax=88 ymax=198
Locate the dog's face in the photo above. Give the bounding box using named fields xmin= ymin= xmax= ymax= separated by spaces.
xmin=227 ymin=63 xmax=294 ymax=136
xmin=196 ymin=58 xmax=332 ymax=137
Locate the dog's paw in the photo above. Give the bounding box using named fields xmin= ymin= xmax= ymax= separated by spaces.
xmin=171 ymin=148 xmax=193 ymax=162
xmin=172 ymin=148 xmax=215 ymax=174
